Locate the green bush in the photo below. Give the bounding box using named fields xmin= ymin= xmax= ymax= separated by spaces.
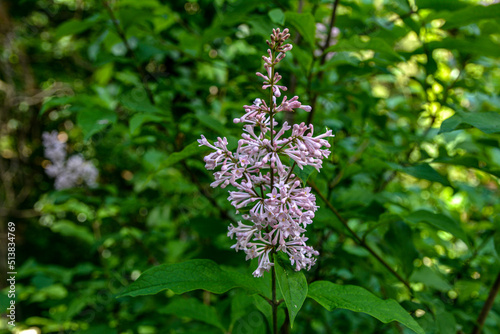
xmin=1 ymin=0 xmax=499 ymax=333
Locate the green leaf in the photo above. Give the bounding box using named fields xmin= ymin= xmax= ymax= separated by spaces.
xmin=285 ymin=12 xmax=316 ymax=48
xmin=230 ymin=293 xmax=254 ymax=327
xmin=328 ymin=36 xmax=404 ymax=62
xmin=424 ymin=38 xmax=500 ymax=58
xmin=230 ymin=294 xmax=268 ymax=334
xmin=252 ymin=294 xmax=286 ymax=331
xmin=268 ymin=8 xmax=285 ymax=25
xmin=39 ymin=96 xmax=74 ymax=115
xmin=274 ymin=253 xmax=307 ymax=328
xmin=291 ymin=45 xmax=313 ymax=71
xmin=416 ymin=0 xmax=468 ymax=11
xmin=385 ymin=220 xmax=418 ymax=277
xmin=50 ymin=220 xmax=94 ymax=245
xmin=404 ymin=210 xmax=469 ymax=245
xmin=76 ymin=108 xmax=117 ymax=140
xmin=308 ymin=281 xmax=424 ymax=334
xmin=119 ymin=89 xmax=161 ymax=114
xmin=397 ymin=164 xmax=451 ymax=186
xmin=160 ymin=141 xmax=205 ymax=169
xmin=54 ymin=19 xmax=94 ymax=39
xmin=441 ymin=3 xmax=500 ymax=29
xmin=116 ymin=259 xmax=261 ymax=298
xmin=293 ymin=165 xmax=316 ymax=185
xmin=435 ymin=309 xmax=457 ymax=334
xmin=432 ymin=155 xmax=500 ymax=178
xmin=129 ymin=113 xmax=166 ymax=136
xmin=159 ymin=298 xmax=226 ymax=331
xmin=494 ymin=232 xmax=500 ymax=260
xmin=410 ymin=266 xmax=452 ymax=292
xmin=196 ymin=111 xmax=226 ymax=135
xmin=439 ymin=111 xmax=500 ymax=134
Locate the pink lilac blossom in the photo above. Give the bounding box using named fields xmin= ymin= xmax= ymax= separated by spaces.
xmin=199 ymin=28 xmax=334 ymax=277
xmin=42 ymin=131 xmax=98 ymax=190
xmin=314 ymin=22 xmax=340 ymax=60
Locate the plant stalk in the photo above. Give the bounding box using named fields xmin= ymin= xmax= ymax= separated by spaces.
xmin=272 ymin=259 xmax=278 ymax=334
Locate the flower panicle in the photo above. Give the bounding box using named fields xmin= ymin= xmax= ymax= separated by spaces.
xmin=42 ymin=131 xmax=99 ymax=190
xmin=199 ymin=28 xmax=334 ymax=277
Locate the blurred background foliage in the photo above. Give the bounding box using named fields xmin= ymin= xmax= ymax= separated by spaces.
xmin=1 ymin=0 xmax=500 ymax=333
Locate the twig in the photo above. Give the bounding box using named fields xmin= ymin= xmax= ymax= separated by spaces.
xmin=472 ymin=271 xmax=500 ymax=334
xmin=308 ymin=179 xmax=413 ymax=293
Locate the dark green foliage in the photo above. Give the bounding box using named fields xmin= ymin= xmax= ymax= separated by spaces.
xmin=1 ymin=0 xmax=500 ymax=333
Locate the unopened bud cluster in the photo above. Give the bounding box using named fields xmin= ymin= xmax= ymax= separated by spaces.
xmin=199 ymin=28 xmax=334 ymax=277
xmin=42 ymin=131 xmax=98 ymax=190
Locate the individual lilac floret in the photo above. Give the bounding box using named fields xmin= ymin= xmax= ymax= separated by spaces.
xmin=199 ymin=28 xmax=334 ymax=277
xmin=42 ymin=131 xmax=99 ymax=190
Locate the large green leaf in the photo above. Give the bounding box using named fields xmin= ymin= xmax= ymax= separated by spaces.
xmin=285 ymin=12 xmax=316 ymax=48
xmin=308 ymin=281 xmax=424 ymax=334
xmin=404 ymin=210 xmax=469 ymax=245
xmin=274 ymin=253 xmax=307 ymax=328
xmin=159 ymin=298 xmax=226 ymax=331
xmin=439 ymin=111 xmax=500 ymax=134
xmin=116 ymin=259 xmax=261 ymax=298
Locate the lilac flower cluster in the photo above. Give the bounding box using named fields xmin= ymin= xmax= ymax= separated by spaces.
xmin=42 ymin=131 xmax=98 ymax=190
xmin=199 ymin=28 xmax=334 ymax=277
xmin=315 ymin=22 xmax=340 ymax=60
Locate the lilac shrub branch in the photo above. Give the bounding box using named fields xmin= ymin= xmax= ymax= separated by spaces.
xmin=199 ymin=28 xmax=334 ymax=277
